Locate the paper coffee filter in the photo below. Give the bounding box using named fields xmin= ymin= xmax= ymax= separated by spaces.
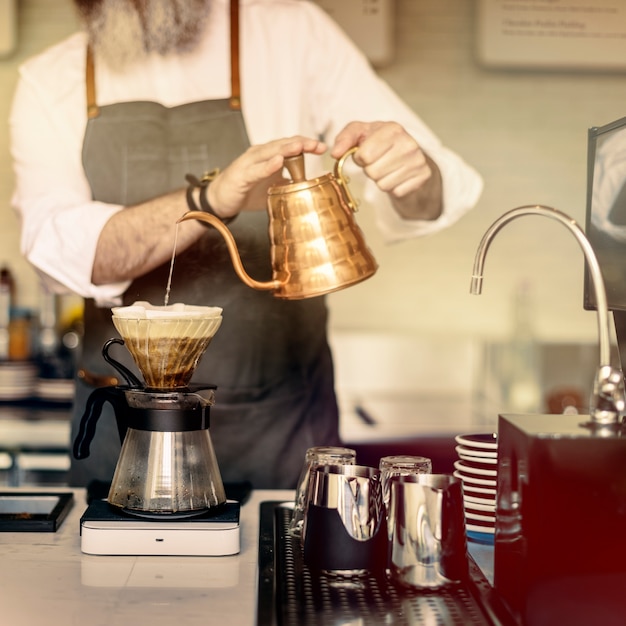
xmin=112 ymin=302 xmax=221 ymax=335
xmin=111 ymin=301 xmax=223 ymax=388
xmin=112 ymin=301 xmax=222 ymax=319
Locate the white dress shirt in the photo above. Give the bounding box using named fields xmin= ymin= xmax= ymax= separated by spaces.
xmin=10 ymin=0 xmax=482 ymax=306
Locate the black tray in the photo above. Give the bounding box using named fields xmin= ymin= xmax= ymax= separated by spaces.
xmin=0 ymin=492 xmax=73 ymax=532
xmin=257 ymin=501 xmax=517 ymax=626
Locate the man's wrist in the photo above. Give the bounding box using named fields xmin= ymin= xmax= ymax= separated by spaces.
xmin=185 ymin=169 xmax=238 ymax=224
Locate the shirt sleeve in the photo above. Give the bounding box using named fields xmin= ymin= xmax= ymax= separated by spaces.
xmin=9 ymin=36 xmax=131 ymax=307
xmin=310 ymin=6 xmax=482 ymax=241
xmin=241 ymin=1 xmax=483 ymax=243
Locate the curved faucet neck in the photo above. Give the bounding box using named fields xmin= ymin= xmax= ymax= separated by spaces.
xmin=470 ymin=204 xmax=625 ymax=425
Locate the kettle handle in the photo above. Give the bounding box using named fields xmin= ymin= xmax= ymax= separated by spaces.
xmin=333 ymin=146 xmax=360 ymax=213
xmin=177 ymin=211 xmax=281 ymax=292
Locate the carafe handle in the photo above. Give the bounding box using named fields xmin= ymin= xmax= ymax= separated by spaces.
xmin=72 ymin=386 xmax=128 ymax=459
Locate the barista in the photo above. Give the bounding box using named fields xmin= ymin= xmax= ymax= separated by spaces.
xmin=10 ymin=0 xmax=483 ymax=488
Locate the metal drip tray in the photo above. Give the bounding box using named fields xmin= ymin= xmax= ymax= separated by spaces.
xmin=257 ymin=501 xmax=517 ymax=626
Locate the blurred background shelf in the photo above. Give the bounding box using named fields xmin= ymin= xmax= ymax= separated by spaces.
xmin=0 ymin=398 xmax=71 ymax=487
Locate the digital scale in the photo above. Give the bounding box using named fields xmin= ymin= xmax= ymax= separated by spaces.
xmin=80 ymin=499 xmax=241 ymax=556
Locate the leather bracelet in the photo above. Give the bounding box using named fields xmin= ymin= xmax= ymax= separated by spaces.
xmin=185 ymin=168 xmax=238 ymax=224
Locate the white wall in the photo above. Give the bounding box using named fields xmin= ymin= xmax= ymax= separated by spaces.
xmin=327 ymin=1 xmax=626 ymax=346
xmin=1 ymin=0 xmax=625 ymax=346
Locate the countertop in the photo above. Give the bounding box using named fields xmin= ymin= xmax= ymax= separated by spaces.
xmin=0 ymin=488 xmax=494 ymax=626
xmin=0 ymin=488 xmax=291 ymax=626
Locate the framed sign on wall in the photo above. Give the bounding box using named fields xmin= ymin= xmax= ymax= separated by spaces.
xmin=312 ymin=0 xmax=395 ymax=67
xmin=476 ymin=0 xmax=626 ymax=71
xmin=0 ymin=0 xmax=17 ymax=59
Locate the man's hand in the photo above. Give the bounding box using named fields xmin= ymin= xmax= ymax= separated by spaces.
xmin=207 ymin=136 xmax=327 ymax=218
xmin=331 ymin=121 xmax=443 ymax=221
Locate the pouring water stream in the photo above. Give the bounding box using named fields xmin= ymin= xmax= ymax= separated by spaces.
xmin=164 ymin=224 xmax=180 ymax=307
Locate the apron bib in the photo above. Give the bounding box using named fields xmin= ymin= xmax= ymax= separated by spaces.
xmin=69 ymin=2 xmax=340 ymax=488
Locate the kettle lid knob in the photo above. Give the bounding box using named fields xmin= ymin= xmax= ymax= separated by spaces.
xmin=283 ymin=153 xmax=306 ymax=183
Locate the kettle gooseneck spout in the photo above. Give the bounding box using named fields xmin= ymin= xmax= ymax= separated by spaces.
xmin=470 ymin=204 xmax=625 ymax=426
xmin=178 ymin=210 xmax=281 ymax=293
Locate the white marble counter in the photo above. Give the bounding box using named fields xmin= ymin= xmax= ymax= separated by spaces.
xmin=0 ymin=488 xmax=495 ymax=625
xmin=0 ymin=488 xmax=292 ymax=626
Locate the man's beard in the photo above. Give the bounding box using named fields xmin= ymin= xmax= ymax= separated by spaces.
xmin=74 ymin=0 xmax=212 ymax=69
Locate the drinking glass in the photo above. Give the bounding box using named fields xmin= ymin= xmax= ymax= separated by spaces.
xmin=288 ymin=446 xmax=356 ymax=538
xmin=379 ymin=455 xmax=432 ymax=511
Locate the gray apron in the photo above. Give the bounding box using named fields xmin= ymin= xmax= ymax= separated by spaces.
xmin=68 ymin=4 xmax=341 ymax=489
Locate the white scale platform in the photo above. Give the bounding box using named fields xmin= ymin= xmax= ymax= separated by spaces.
xmin=80 ymin=499 xmax=241 ymax=556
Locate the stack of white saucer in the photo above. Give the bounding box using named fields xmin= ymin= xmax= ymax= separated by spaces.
xmin=0 ymin=361 xmax=37 ymax=401
xmin=453 ymin=432 xmax=498 ymax=544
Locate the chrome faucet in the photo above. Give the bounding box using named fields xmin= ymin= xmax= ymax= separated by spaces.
xmin=470 ymin=204 xmax=625 ymax=426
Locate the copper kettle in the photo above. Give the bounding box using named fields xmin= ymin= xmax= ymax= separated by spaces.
xmin=178 ymin=147 xmax=378 ymax=299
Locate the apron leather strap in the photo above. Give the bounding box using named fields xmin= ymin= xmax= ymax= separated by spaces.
xmin=230 ymin=0 xmax=241 ymax=111
xmin=86 ymin=45 xmax=99 ymax=119
xmin=85 ymin=0 xmax=242 ymax=116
